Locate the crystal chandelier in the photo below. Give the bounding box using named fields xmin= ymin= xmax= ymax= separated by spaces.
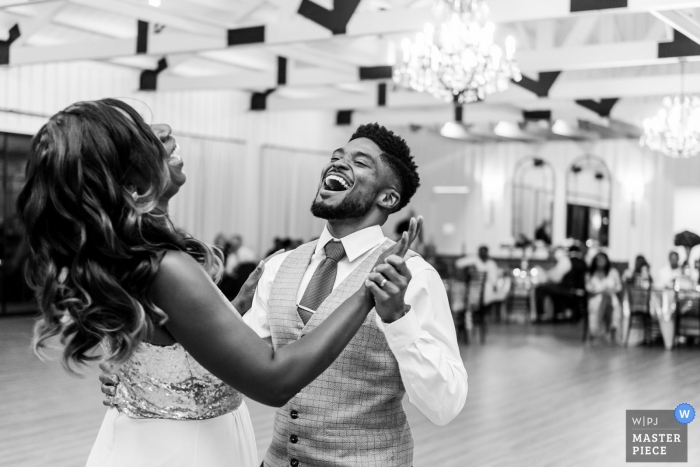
xmin=641 ymin=62 xmax=700 ymax=158
xmin=392 ymin=0 xmax=521 ymax=104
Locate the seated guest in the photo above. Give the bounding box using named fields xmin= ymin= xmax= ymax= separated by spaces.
xmin=213 ymin=232 xmax=232 ymax=263
xmin=289 ymin=238 xmax=304 ymax=250
xmin=214 ymin=232 xmax=235 ymax=297
xmin=280 ymin=238 xmax=293 ymax=251
xmin=586 ymin=252 xmax=622 ymax=340
xmin=265 ymin=237 xmax=284 ymax=258
xmin=423 ymin=242 xmax=449 ymax=278
xmin=656 ymin=250 xmax=682 ymax=289
xmin=456 ymin=245 xmax=502 ymax=305
xmin=221 ymin=234 xmax=257 ymax=300
xmin=224 ymin=234 xmax=257 ymax=276
xmin=534 ymin=245 xmax=587 ymax=321
xmin=622 ymin=254 xmax=650 ymax=283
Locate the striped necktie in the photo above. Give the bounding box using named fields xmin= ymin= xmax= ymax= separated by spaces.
xmin=297 ymin=240 xmax=346 ymax=324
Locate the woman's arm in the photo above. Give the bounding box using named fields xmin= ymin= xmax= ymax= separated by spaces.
xmin=609 ymin=269 xmax=623 ymax=293
xmin=156 ymin=223 xmax=419 ymax=408
xmin=585 ymin=273 xmax=597 ymax=294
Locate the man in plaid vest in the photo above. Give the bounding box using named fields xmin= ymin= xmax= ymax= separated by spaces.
xmin=244 ymin=124 xmax=467 ymax=466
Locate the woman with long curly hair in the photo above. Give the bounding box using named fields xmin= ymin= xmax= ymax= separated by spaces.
xmin=17 ymin=99 xmax=420 ymax=466
xmin=585 ymin=252 xmax=623 ymax=341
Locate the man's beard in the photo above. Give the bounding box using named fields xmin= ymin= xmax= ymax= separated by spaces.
xmin=310 ymin=190 xmax=375 ymax=220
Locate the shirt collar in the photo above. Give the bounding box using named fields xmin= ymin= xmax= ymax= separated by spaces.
xmin=316 ymin=225 xmax=385 ymax=263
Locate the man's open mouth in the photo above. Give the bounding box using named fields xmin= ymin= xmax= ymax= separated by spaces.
xmin=323 ymin=173 xmax=353 ymax=192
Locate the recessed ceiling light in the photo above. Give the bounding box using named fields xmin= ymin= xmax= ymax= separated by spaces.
xmin=149 ymin=0 xmax=161 ymax=7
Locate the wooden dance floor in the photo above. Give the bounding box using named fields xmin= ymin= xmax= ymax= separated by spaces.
xmin=2 ymin=316 xmax=698 ymax=467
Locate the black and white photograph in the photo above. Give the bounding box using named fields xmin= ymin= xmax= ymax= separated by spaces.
xmin=1 ymin=0 xmax=699 ymax=466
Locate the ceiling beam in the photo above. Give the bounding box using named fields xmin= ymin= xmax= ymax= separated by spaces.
xmin=10 ymin=31 xmax=693 ymax=72
xmin=267 ymin=43 xmax=356 ymax=74
xmin=562 ymin=15 xmax=599 ymax=48
xmin=68 ymin=0 xmax=227 ymax=38
xmin=134 ymin=36 xmax=700 ymax=92
xmin=259 ymin=69 xmax=700 ymax=111
xmin=489 ymin=0 xmax=700 ymax=23
xmin=517 ymin=40 xmax=697 ymax=72
xmin=158 ymin=70 xmax=276 ymax=92
xmin=0 ymin=0 xmax=61 ymax=5
xmin=650 ymin=9 xmax=700 ymax=45
xmin=549 ymin=73 xmax=700 ymax=100
xmin=9 ymin=31 xmax=225 ymax=65
xmin=13 ymin=0 xmax=65 ymax=47
xmin=353 ymin=105 xmax=525 ymax=127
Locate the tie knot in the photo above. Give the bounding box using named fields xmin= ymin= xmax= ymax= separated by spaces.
xmin=324 ymin=240 xmax=346 ymax=262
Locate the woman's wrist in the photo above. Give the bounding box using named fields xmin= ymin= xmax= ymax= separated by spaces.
xmin=231 ymin=296 xmax=248 ymax=316
xmin=356 ymin=286 xmax=374 ymax=314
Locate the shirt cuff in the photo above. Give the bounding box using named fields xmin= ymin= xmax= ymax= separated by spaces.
xmin=377 ymin=308 xmax=422 ymax=351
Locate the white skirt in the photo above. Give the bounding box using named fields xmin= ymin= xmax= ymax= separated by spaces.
xmin=86 ymin=402 xmax=258 ymax=467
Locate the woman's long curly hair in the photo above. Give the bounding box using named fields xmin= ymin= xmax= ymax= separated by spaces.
xmin=17 ymin=99 xmax=222 ymax=372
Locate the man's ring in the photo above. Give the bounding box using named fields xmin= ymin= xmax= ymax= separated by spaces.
xmin=379 ymin=278 xmax=388 ymax=288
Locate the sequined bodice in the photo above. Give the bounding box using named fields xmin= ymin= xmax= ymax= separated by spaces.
xmin=112 ymin=342 xmax=242 ymax=420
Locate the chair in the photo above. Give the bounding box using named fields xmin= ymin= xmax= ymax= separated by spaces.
xmin=624 ymin=276 xmax=653 ymax=346
xmin=552 ymin=288 xmax=586 ymax=324
xmin=563 ymin=289 xmax=589 ymax=342
xmin=505 ymin=276 xmax=531 ymax=323
xmin=674 ymin=287 xmax=700 ymax=345
xmin=464 ymin=269 xmax=488 ymax=345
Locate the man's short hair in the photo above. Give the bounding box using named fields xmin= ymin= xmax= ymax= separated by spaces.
xmin=350 ymin=123 xmax=420 ymax=212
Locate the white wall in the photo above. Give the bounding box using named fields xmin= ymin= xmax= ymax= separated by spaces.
xmin=674 ymin=188 xmax=700 ymax=234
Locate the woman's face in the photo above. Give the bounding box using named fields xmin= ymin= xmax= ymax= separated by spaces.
xmin=596 ymin=255 xmax=607 ymax=270
xmin=151 ymin=124 xmax=186 ymax=200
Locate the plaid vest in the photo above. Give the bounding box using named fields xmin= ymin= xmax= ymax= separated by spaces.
xmin=263 ymin=239 xmax=415 ymax=467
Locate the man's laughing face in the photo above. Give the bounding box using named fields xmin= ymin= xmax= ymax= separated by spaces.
xmin=311 ymin=138 xmax=390 ymax=220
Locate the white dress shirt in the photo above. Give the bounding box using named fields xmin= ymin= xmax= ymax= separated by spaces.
xmin=548 ymin=255 xmax=572 ymax=284
xmin=656 ymin=265 xmax=681 ymax=289
xmin=242 ymin=225 xmax=468 ymax=426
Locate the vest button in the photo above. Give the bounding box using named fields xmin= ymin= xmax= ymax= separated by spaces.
xmin=290 ymin=434 xmax=298 ymax=443
xmin=290 ymin=410 xmax=299 ymax=419
xmin=290 ymin=459 xmax=299 ymax=467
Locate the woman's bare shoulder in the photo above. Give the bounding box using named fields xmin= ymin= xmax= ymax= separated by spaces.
xmin=154 ymin=250 xmax=210 ymax=291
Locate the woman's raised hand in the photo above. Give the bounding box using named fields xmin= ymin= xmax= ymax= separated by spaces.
xmin=231 ymin=249 xmax=285 ymax=314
